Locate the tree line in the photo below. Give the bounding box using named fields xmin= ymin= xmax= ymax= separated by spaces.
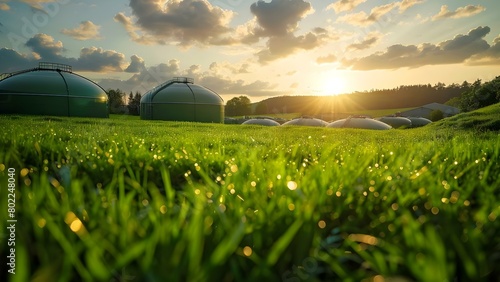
xmin=226 ymin=78 xmax=500 ymax=116
xmin=106 ymin=89 xmax=142 ymax=115
xmin=454 ymin=76 xmax=500 ymax=112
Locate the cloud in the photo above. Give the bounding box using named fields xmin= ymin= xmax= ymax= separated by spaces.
xmin=75 ymin=47 xmax=125 ymax=72
xmin=249 ymin=0 xmax=313 ymax=37
xmin=399 ymin=0 xmax=425 ymax=12
xmin=15 ymin=0 xmax=57 ymax=9
xmin=60 ymin=21 xmax=102 ymax=40
xmin=113 ymin=12 xmax=162 ymax=45
xmin=326 ymin=0 xmax=367 ymax=14
xmin=239 ymin=0 xmax=330 ymax=63
xmin=337 ymin=2 xmax=399 ymax=27
xmin=125 ymin=55 xmax=145 ymax=73
xmin=25 ymin=33 xmax=65 ymax=60
xmin=0 ymin=3 xmax=10 ymax=10
xmin=256 ymin=30 xmax=328 ymax=63
xmin=209 ymin=62 xmax=251 ymax=75
xmin=432 ymin=5 xmax=485 ymax=21
xmin=0 ymin=33 xmax=128 ymax=73
xmin=343 ymin=26 xmax=492 ymax=70
xmin=466 ymin=35 xmax=500 ymax=66
xmin=115 ymin=0 xmax=235 ymax=46
xmin=0 ymin=48 xmax=33 ymax=72
xmin=347 ymin=32 xmax=383 ymax=50
xmin=316 ymin=54 xmax=337 ymax=64
xmin=336 ymin=0 xmax=425 ymax=26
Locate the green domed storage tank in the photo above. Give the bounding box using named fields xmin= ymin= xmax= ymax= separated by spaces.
xmin=0 ymin=62 xmax=108 ymax=118
xmin=140 ymin=77 xmax=224 ymax=123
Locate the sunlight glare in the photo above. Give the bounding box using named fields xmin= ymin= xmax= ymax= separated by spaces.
xmin=320 ymin=76 xmax=346 ymax=96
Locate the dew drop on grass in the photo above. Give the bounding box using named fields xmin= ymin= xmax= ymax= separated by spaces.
xmin=243 ymin=246 xmax=253 ymax=257
xmin=431 ymin=207 xmax=439 ymax=215
xmin=37 ymin=218 xmax=46 ymax=228
xmin=219 ymin=204 xmax=226 ymax=212
xmin=318 ymin=220 xmax=326 ymax=229
xmin=230 ymin=165 xmax=238 ymax=173
xmin=160 ymin=205 xmax=167 ymax=214
xmin=287 ymin=181 xmax=297 ymax=191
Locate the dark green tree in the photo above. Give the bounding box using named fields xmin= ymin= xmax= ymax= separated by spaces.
xmin=225 ymin=96 xmax=251 ymax=116
xmin=255 ymin=102 xmax=268 ymax=115
xmin=430 ymin=109 xmax=444 ymax=121
xmin=128 ymin=91 xmax=142 ymax=115
xmin=459 ymin=77 xmax=500 ymax=112
xmin=107 ymin=89 xmax=126 ymax=114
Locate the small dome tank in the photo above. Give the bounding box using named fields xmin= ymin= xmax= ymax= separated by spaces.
xmin=0 ymin=62 xmax=108 ymax=118
xmin=242 ymin=118 xmax=280 ymax=126
xmin=328 ymin=117 xmax=392 ymax=130
xmin=281 ymin=117 xmax=328 ymax=127
xmin=140 ymin=77 xmax=224 ymax=123
xmin=378 ymin=116 xmax=412 ymax=128
xmin=407 ymin=117 xmax=432 ymax=128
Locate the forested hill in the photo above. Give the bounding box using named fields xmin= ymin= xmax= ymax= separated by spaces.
xmin=255 ymin=83 xmax=468 ymax=115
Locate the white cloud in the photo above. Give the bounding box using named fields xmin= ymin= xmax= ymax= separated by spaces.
xmin=316 ymin=54 xmax=337 ymax=64
xmin=343 ymin=26 xmax=492 ymax=70
xmin=60 ymin=21 xmax=102 ymax=41
xmin=326 ymin=0 xmax=367 ymax=14
xmin=115 ymin=0 xmax=235 ymax=46
xmin=432 ymin=5 xmax=485 ymax=21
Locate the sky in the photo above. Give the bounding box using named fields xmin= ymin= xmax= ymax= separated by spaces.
xmin=0 ymin=0 xmax=499 ymax=103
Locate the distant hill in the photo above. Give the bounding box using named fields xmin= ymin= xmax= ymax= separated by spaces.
xmin=433 ymin=103 xmax=500 ymax=131
xmin=254 ymin=84 xmax=467 ymax=116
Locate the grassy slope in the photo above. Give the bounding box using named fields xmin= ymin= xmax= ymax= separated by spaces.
xmin=432 ymin=102 xmax=500 ymax=131
xmin=0 ymin=114 xmax=499 ymax=281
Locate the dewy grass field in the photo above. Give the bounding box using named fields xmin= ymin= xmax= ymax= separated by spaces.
xmin=1 ymin=114 xmax=499 ymax=281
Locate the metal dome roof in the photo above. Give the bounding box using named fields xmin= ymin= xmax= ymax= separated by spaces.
xmin=327 ymin=117 xmax=392 ymax=130
xmin=281 ymin=117 xmax=328 ymax=127
xmin=377 ymin=116 xmax=412 ymax=128
xmin=0 ymin=62 xmax=108 ymax=118
xmin=140 ymin=77 xmax=224 ymax=123
xmin=141 ymin=77 xmax=223 ymax=105
xmin=242 ymin=118 xmax=280 ymax=126
xmin=406 ymin=117 xmax=432 ymax=127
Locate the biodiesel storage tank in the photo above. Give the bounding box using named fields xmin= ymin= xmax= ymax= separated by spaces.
xmin=377 ymin=116 xmax=412 ymax=129
xmin=328 ymin=116 xmax=392 ymax=130
xmin=281 ymin=117 xmax=328 ymax=127
xmin=140 ymin=77 xmax=224 ymax=123
xmin=0 ymin=62 xmax=108 ymax=118
xmin=242 ymin=118 xmax=280 ymax=126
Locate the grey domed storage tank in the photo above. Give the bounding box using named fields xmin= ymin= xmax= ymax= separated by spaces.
xmin=407 ymin=117 xmax=432 ymax=128
xmin=378 ymin=116 xmax=412 ymax=128
xmin=140 ymin=77 xmax=224 ymax=123
xmin=242 ymin=118 xmax=280 ymax=126
xmin=328 ymin=117 xmax=392 ymax=130
xmin=0 ymin=62 xmax=108 ymax=118
xmin=282 ymin=117 xmax=328 ymax=127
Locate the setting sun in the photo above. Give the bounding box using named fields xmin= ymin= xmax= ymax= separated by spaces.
xmin=318 ymin=76 xmax=347 ymax=96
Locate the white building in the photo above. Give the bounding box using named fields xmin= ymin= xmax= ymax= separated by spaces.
xmin=399 ymin=103 xmax=460 ymax=118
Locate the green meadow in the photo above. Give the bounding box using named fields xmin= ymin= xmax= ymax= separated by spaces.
xmin=0 ymin=112 xmax=499 ymax=281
